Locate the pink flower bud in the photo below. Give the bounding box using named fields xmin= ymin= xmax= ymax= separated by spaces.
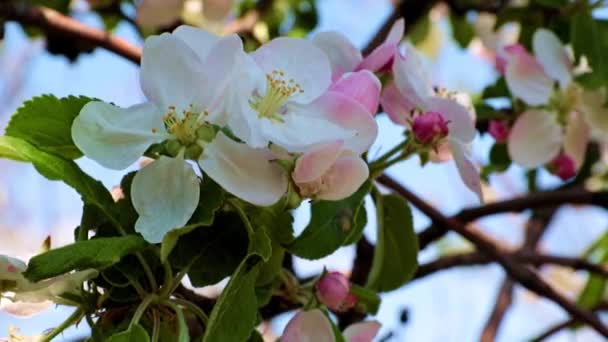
xmin=495 ymin=54 xmax=507 ymax=75
xmin=315 ymin=272 xmax=356 ymax=312
xmin=549 ymin=154 xmax=576 ymax=181
xmin=488 ymin=120 xmax=510 ymax=143
xmin=412 ymin=111 xmax=449 ymax=145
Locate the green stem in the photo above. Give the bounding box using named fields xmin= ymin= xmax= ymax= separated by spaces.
xmin=151 ymin=310 xmax=160 ymax=342
xmin=169 ymin=267 xmax=190 ymax=294
xmin=170 ymin=297 xmax=209 ymax=326
xmin=119 ymin=268 xmax=147 ymax=298
xmin=369 ymin=140 xmax=408 ymax=167
xmin=41 ymin=308 xmax=84 ymax=342
xmin=129 ymin=294 xmax=157 ymax=329
xmin=228 ymin=198 xmax=255 ymax=236
xmin=160 ymin=260 xmax=174 ymax=298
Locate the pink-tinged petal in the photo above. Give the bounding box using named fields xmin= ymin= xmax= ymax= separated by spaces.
xmin=563 ymin=111 xmax=590 ymax=169
xmin=356 ymin=19 xmax=404 ymax=72
xmin=392 ymin=46 xmax=434 ymax=109
xmin=508 ymin=110 xmax=563 ymax=168
xmin=533 ymin=29 xmax=572 ymax=89
xmin=330 ymin=70 xmax=381 ymax=114
xmin=172 ymin=25 xmax=220 ymax=62
xmin=449 ymin=139 xmax=483 ymax=201
xmin=504 ymin=44 xmax=553 ymax=106
xmin=426 ymin=97 xmax=476 ymax=143
xmin=141 ymin=33 xmax=208 ymax=111
xmin=282 ymin=310 xmax=334 ymax=342
xmin=343 ymin=321 xmax=382 ymax=342
xmin=380 ymin=82 xmax=415 ymax=126
xmin=581 ymin=88 xmax=608 ymax=135
xmin=317 ymin=156 xmax=369 ymax=201
xmin=313 ymin=31 xmax=362 ymax=80
xmin=0 ymin=300 xmax=51 ymax=317
xmin=252 ymin=37 xmax=331 ymax=104
xmin=293 ymin=141 xmax=344 ymax=183
xmin=199 ymin=132 xmax=288 ymax=206
xmin=311 ymin=91 xmax=379 ymax=154
xmin=72 ymin=101 xmax=165 ymax=170
xmin=0 ymin=255 xmax=26 ymax=281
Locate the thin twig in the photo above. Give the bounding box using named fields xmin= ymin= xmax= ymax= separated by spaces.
xmin=530 ymin=302 xmax=608 ymax=341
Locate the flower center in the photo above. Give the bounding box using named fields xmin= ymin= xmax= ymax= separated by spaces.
xmin=163 ymin=105 xmax=208 ymax=145
xmin=250 ymin=70 xmax=304 ymax=122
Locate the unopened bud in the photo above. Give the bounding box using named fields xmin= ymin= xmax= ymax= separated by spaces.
xmin=412 ymin=112 xmax=449 ymax=145
xmin=165 ymin=139 xmax=182 ymax=157
xmin=315 ymin=272 xmax=356 ymax=312
xmin=488 ymin=120 xmax=510 ymax=143
xmin=548 ymin=154 xmax=576 ymax=181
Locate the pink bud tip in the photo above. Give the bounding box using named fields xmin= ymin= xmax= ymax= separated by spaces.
xmin=412 ymin=111 xmax=449 ymax=145
xmin=315 ymin=272 xmax=356 ymax=312
xmin=488 ymin=120 xmax=510 ymax=143
xmin=549 ymin=154 xmax=576 ymax=181
xmin=495 ymin=55 xmax=507 ymax=75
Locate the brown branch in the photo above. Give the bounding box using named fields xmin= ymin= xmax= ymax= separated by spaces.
xmin=376 ymin=174 xmax=608 ymax=337
xmin=2 ymin=4 xmax=142 ymax=64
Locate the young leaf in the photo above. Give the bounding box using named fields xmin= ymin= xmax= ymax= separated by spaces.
xmin=105 ymin=324 xmax=150 ymax=342
xmin=366 ymin=194 xmax=419 ymax=292
xmin=288 ymin=181 xmax=371 ymax=259
xmin=5 ymin=95 xmax=93 ymax=159
xmin=24 ymin=236 xmax=148 ymax=282
xmin=450 ymin=13 xmax=474 ymax=48
xmin=571 ymin=14 xmax=608 ymax=88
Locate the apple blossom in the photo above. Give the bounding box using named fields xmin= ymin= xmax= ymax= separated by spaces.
xmin=412 ymin=111 xmax=449 ymax=145
xmin=488 ymin=120 xmax=510 ymax=143
xmin=315 ymin=271 xmax=357 ymax=312
xmin=292 ymin=141 xmax=368 ymax=201
xmin=548 ymin=154 xmax=577 ymax=181
xmin=282 ymin=309 xmax=381 ymax=342
xmin=72 ymin=26 xmax=287 ymax=243
xmin=380 ymin=44 xmax=482 ymax=200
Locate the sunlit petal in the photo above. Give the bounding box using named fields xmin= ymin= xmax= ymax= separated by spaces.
xmin=508 ymin=110 xmax=563 ymax=168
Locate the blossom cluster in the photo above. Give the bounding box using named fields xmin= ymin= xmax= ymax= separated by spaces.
xmin=70 ymin=19 xmax=481 ymax=244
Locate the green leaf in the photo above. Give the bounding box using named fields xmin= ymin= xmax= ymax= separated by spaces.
xmin=409 ymin=15 xmax=430 ymax=45
xmin=349 ymin=284 xmax=381 ymax=314
xmin=450 ymin=13 xmax=474 ymax=48
xmin=5 ymin=95 xmax=93 ymax=159
xmin=0 ymin=136 xmax=118 ymax=227
xmin=288 ymin=181 xmax=371 ymax=259
xmin=24 ymin=236 xmax=147 ymax=282
xmin=105 ymin=324 xmax=150 ymax=342
xmin=342 ymin=204 xmax=368 ymax=245
xmin=366 ymin=194 xmax=418 ymax=292
xmin=173 ymin=304 xmax=190 ymax=342
xmin=489 ymin=143 xmax=511 ymax=172
xmin=571 ymin=14 xmax=608 ymax=89
xmin=482 ymin=77 xmax=510 ymax=99
xmin=577 ymin=232 xmax=608 ymax=309
xmin=202 ymin=259 xmax=261 ymax=342
xmin=532 ymin=0 xmax=567 ymax=8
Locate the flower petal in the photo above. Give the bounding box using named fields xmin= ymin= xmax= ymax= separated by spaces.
xmin=356 ymin=19 xmax=404 ymax=72
xmin=317 ymin=156 xmax=369 ymax=201
xmin=0 ymin=255 xmax=26 ymax=281
xmin=282 ymin=310 xmax=335 ymax=342
xmin=563 ymin=111 xmax=590 ymax=169
xmin=581 ymin=88 xmax=608 ymax=135
xmin=312 ymin=31 xmax=362 ymax=80
xmin=426 ymin=97 xmax=476 ymax=143
xmin=311 ymin=91 xmax=378 ymax=154
xmin=330 ymin=70 xmax=381 ymax=114
xmin=504 ymin=44 xmax=553 ymax=106
xmin=72 ymin=101 xmax=164 ymax=170
xmin=173 ymin=25 xmax=220 ymax=62
xmin=141 ymin=33 xmax=208 ymax=111
xmin=508 ymin=110 xmax=563 ymax=168
xmin=343 ymin=321 xmax=382 ymax=342
xmin=392 ymin=46 xmax=434 ymax=109
xmin=199 ymin=132 xmax=287 ymax=206
xmin=449 ymin=139 xmax=483 ymax=201
xmin=380 ymin=82 xmax=415 ymax=126
xmin=293 ymin=141 xmax=344 ymax=184
xmin=533 ymin=28 xmax=572 ymax=89
xmin=14 ymin=270 xmax=99 ymax=304
xmin=132 ymin=157 xmax=200 ymax=243
xmin=1 ymin=300 xmax=51 ymax=317
xmin=252 ymin=37 xmax=331 ymax=104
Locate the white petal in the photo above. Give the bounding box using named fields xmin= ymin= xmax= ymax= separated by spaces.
xmin=508 ymin=110 xmax=562 ymax=168
xmin=199 ymin=132 xmax=287 ymax=206
xmin=449 ymin=139 xmax=483 ymax=202
xmin=564 ymin=112 xmax=590 ymax=169
xmin=132 ymin=157 xmax=200 ymax=243
xmin=141 ymin=33 xmax=208 ymax=111
xmin=426 ymin=97 xmax=476 ymax=143
xmin=0 ymin=255 xmax=26 ymax=281
xmin=533 ymin=29 xmax=572 ymax=89
xmin=386 ymin=18 xmax=405 ymax=44
xmin=504 ymin=47 xmax=553 ymax=106
xmin=72 ymin=101 xmax=164 ymax=170
xmin=312 ymin=31 xmax=362 ymax=80
xmin=261 ymin=108 xmax=354 ymax=153
xmin=393 ymin=46 xmax=434 ymax=109
xmin=14 ymin=270 xmax=98 ymax=303
xmin=380 ymin=82 xmax=415 ymax=126
xmin=252 ymin=37 xmax=331 ymax=104
xmin=282 ymin=310 xmax=335 ymax=342
xmin=581 ymin=88 xmax=608 ymax=135
xmin=173 ymin=25 xmax=220 ymax=62
xmin=318 ymin=156 xmax=369 ymax=201
xmin=293 ymin=141 xmax=343 ymax=184
xmin=343 ymin=321 xmax=382 ymax=342
xmin=1 ymin=300 xmax=51 ymax=317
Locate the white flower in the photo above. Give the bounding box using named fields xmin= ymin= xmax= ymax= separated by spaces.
xmin=72 ymin=26 xmax=287 ymax=243
xmin=281 ymin=309 xmax=381 ymax=342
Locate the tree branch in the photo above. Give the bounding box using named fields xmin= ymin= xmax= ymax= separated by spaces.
xmin=376 ymin=174 xmax=608 ymax=337
xmin=2 ymin=4 xmax=142 ymax=64
xmin=530 ymin=302 xmax=608 ymax=341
